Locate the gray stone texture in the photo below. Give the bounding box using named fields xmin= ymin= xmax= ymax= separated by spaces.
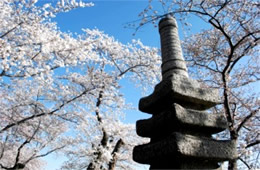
xmin=137 ymin=103 xmax=228 ymax=138
xmin=133 ymin=132 xmax=237 ymax=164
xmin=159 ymin=15 xmax=189 ymax=79
xmin=139 ymin=74 xmax=221 ymax=114
xmin=133 ymin=15 xmax=237 ymax=169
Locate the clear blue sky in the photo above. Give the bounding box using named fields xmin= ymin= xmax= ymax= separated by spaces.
xmin=54 ymin=0 xmax=161 ymax=46
xmin=37 ymin=1 xmax=208 ymax=169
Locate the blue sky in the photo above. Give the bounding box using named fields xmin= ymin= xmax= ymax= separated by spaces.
xmin=54 ymin=0 xmax=161 ymax=46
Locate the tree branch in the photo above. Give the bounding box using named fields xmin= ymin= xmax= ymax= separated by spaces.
xmin=108 ymin=139 xmax=124 ymax=170
xmin=0 ymin=22 xmax=23 ymax=38
xmin=0 ymin=135 xmax=9 ymax=160
xmin=222 ymin=73 xmax=236 ymax=139
xmin=87 ymin=88 xmax=109 ymax=170
xmin=236 ymin=107 xmax=259 ymax=133
xmin=7 ymin=120 xmax=41 ymax=169
xmin=238 ymin=157 xmax=251 ymax=169
xmin=1 ymin=65 xmax=59 ymax=78
xmin=118 ymin=64 xmax=150 ymax=77
xmin=213 ymin=0 xmax=231 ymax=18
xmin=245 ymin=140 xmax=260 ymax=149
xmin=0 ymin=88 xmax=94 ymax=133
xmin=24 ymin=145 xmax=66 ymax=165
xmin=228 ymin=37 xmax=259 ymax=74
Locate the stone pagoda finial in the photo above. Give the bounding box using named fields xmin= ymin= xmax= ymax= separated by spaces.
xmin=133 ymin=16 xmax=237 ymax=169
xmin=159 ymin=15 xmax=188 ymax=79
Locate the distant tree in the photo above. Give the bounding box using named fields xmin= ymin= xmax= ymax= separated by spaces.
xmin=0 ymin=0 xmax=160 ymax=169
xmin=138 ymin=0 xmax=259 ymax=169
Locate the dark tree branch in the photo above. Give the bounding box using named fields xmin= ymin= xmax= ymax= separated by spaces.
xmin=191 ymin=59 xmax=221 ymax=73
xmin=238 ymin=157 xmax=251 ymax=169
xmin=31 ymin=50 xmax=42 ymax=60
xmin=0 ymin=135 xmax=9 ymax=160
xmin=1 ymin=65 xmax=59 ymax=78
xmin=108 ymin=139 xmax=124 ymax=170
xmin=87 ymin=88 xmax=109 ymax=170
xmin=24 ymin=145 xmax=66 ymax=165
xmin=228 ymin=37 xmax=259 ymax=74
xmin=118 ymin=64 xmax=150 ymax=77
xmin=233 ymin=31 xmax=260 ymax=50
xmin=208 ymin=16 xmax=233 ymax=53
xmin=0 ymin=70 xmax=6 ymax=77
xmin=0 ymin=22 xmax=23 ymax=38
xmin=213 ymin=0 xmax=231 ymax=18
xmin=237 ymin=107 xmax=259 ymax=133
xmin=246 ymin=140 xmax=260 ymax=149
xmin=5 ymin=121 xmax=41 ymax=170
xmin=0 ymin=88 xmax=94 ymax=133
xmin=222 ymin=73 xmax=237 ymax=139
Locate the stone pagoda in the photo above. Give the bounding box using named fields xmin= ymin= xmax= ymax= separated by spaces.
xmin=133 ymin=15 xmax=237 ymax=169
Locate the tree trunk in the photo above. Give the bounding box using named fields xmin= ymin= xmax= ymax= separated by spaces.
xmin=228 ymin=159 xmax=238 ymax=170
xmin=108 ymin=139 xmax=124 ymax=170
xmin=87 ymin=163 xmax=94 ymax=170
xmin=87 ymin=90 xmax=108 ymax=170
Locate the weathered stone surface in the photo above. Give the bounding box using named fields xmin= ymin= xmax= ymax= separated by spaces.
xmin=136 ymin=103 xmax=227 ymax=138
xmin=133 ymin=132 xmax=237 ymax=164
xmin=149 ymin=158 xmax=222 ymax=169
xmin=139 ymin=74 xmax=221 ymax=114
xmin=133 ymin=16 xmax=236 ymax=169
xmin=159 ymin=15 xmax=189 ymax=79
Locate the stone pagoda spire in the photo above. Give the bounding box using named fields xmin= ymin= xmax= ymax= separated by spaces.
xmin=159 ymin=15 xmax=188 ymax=79
xmin=133 ymin=16 xmax=237 ymax=169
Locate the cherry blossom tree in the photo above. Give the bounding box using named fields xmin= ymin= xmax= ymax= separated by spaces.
xmin=0 ymin=0 xmax=160 ymax=169
xmin=137 ymin=0 xmax=259 ymax=169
